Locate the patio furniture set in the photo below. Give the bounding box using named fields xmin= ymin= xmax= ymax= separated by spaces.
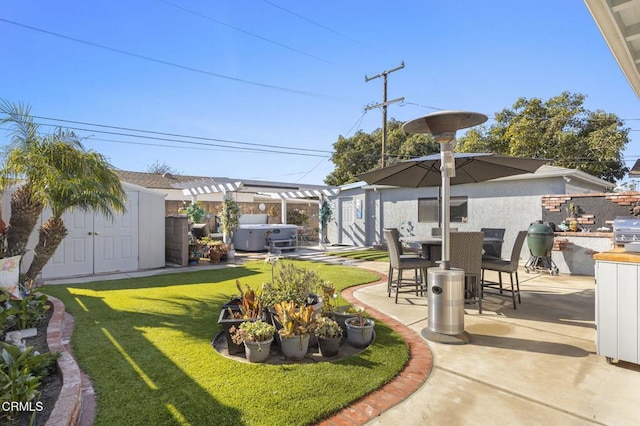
xmin=387 ymin=227 xmax=526 ymax=313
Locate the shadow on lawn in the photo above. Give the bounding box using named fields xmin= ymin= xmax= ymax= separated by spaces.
xmin=61 ymin=291 xmax=245 ymax=424
xmin=54 ymin=263 xmax=266 ymax=291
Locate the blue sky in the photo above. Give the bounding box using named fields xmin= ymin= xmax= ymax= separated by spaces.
xmin=1 ymin=1 xmax=638 ymax=185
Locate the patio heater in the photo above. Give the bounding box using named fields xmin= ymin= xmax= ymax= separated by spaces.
xmin=403 ymin=110 xmax=487 ymax=344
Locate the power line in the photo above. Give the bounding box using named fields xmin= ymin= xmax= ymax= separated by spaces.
xmin=155 ymin=0 xmax=334 ymax=65
xmin=261 ymin=0 xmax=369 ymax=48
xmin=27 ymin=121 xmax=331 ymax=157
xmin=87 ymin=137 xmax=330 ymax=158
xmin=0 ymin=17 xmax=333 ymax=99
xmin=29 ymin=114 xmax=332 ymax=154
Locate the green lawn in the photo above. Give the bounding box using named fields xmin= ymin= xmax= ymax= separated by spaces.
xmin=43 ymin=260 xmax=408 ymax=426
xmin=324 ymin=249 xmax=389 ymax=262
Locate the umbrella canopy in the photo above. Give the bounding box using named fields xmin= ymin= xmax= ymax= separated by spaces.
xmin=359 ymin=152 xmax=549 ymax=187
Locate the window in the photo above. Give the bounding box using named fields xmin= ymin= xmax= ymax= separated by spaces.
xmin=418 ymin=196 xmax=468 ymax=223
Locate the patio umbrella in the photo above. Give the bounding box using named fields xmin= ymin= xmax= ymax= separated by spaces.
xmin=359 ymin=152 xmax=549 ymax=188
xmin=359 ymin=152 xmax=549 ymax=269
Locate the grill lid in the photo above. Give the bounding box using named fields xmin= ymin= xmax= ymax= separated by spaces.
xmin=613 ymin=216 xmax=640 ymax=243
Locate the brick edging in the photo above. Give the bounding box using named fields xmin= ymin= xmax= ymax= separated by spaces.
xmin=44 ymin=295 xmax=82 ymax=426
xmin=316 ymin=270 xmax=434 ymax=425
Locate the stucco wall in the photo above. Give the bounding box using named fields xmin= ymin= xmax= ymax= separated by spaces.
xmin=329 ymin=176 xmax=565 ymax=262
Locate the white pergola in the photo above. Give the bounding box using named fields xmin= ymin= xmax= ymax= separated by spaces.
xmin=174 ymin=177 xmax=339 ymax=246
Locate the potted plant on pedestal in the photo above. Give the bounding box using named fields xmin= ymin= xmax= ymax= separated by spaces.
xmin=314 ymin=316 xmax=343 ymax=357
xmin=274 ymin=301 xmax=317 ymax=360
xmin=230 ymin=320 xmax=275 ymax=363
xmin=345 ymin=308 xmax=374 ymax=349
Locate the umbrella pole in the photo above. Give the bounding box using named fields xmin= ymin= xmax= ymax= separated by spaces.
xmin=440 ymin=148 xmax=451 ymax=270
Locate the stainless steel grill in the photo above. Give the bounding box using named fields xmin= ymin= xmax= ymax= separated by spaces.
xmin=613 ymin=216 xmax=640 ymax=245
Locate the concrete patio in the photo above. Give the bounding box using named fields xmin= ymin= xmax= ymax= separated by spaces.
xmin=345 ymin=258 xmax=640 ymax=426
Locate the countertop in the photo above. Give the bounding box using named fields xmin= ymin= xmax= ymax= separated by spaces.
xmin=593 ymin=247 xmax=640 ymax=263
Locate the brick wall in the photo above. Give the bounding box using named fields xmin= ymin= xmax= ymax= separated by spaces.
xmin=541 ymin=192 xmax=640 ymax=230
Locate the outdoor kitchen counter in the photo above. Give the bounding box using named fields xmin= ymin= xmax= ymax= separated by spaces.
xmin=550 ymin=232 xmax=614 ymax=275
xmin=593 ymin=247 xmax=640 ymax=264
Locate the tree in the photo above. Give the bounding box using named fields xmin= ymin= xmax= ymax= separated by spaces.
xmin=325 ymin=118 xmax=439 ymax=186
xmin=1 ymin=100 xmax=126 ymax=286
xmin=146 ymin=160 xmax=181 ymax=175
xmin=456 ymin=92 xmax=630 ymax=183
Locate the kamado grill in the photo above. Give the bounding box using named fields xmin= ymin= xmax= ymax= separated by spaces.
xmin=613 ymin=216 xmax=640 ymax=246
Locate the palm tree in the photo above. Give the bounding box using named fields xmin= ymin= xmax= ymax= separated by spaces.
xmin=0 ymin=101 xmax=48 ymax=257
xmin=1 ymin=100 xmax=126 ymax=283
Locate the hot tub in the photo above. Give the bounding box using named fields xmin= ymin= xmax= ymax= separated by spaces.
xmin=233 ymin=224 xmax=298 ymax=252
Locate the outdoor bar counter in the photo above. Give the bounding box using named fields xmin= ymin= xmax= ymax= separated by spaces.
xmin=551 ymin=231 xmax=614 ymax=275
xmin=593 ymin=248 xmax=640 ymax=365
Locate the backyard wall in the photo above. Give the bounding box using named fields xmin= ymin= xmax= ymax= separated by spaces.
xmin=541 ymin=192 xmax=640 ymax=230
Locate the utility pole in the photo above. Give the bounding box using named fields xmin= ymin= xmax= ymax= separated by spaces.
xmin=364 ymin=61 xmax=405 ymax=168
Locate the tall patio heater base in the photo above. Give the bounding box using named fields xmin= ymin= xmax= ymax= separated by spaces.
xmin=421 ymin=328 xmax=471 ymax=345
xmin=422 ymin=267 xmax=471 ymax=345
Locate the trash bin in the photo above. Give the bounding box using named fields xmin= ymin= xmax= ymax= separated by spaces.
xmin=524 ymin=221 xmax=559 ymax=275
xmin=421 ymin=268 xmax=471 ymax=344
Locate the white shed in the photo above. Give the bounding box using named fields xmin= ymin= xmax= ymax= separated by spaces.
xmin=2 ymin=181 xmax=166 ymax=280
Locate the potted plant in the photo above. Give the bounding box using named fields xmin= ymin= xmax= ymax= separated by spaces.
xmin=186 ymin=202 xmax=206 ymax=224
xmin=230 ymin=320 xmax=275 ymax=363
xmin=207 ymin=240 xmax=229 ymax=263
xmin=261 ymin=262 xmax=324 ymax=313
xmin=345 ymin=308 xmax=375 ymax=349
xmin=314 ymin=316 xmax=343 ymax=357
xmin=219 ymin=198 xmax=240 ymax=259
xmin=217 ymin=281 xmax=262 ymax=354
xmin=274 ymin=300 xmax=317 ymax=360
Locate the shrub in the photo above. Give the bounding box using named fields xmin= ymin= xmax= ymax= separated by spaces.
xmin=261 ymin=262 xmax=325 ymax=308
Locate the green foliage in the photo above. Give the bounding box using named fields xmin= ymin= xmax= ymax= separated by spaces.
xmin=314 ymin=316 xmax=342 ymax=339
xmin=16 ymin=294 xmax=49 ymax=330
xmin=326 ymin=118 xmax=439 ymax=185
xmin=286 ymin=208 xmax=308 ymax=226
xmin=274 ymin=300 xmax=316 ymax=337
xmin=1 ymin=293 xmax=49 ymax=334
xmin=261 ymin=262 xmax=325 ymax=308
xmin=318 ymin=200 xmax=333 ymax=227
xmin=0 ymin=342 xmax=59 ymax=412
xmin=230 ymin=320 xmax=275 ymax=344
xmin=220 ymin=198 xmax=240 ymax=237
xmin=456 ymin=91 xmax=629 ymax=183
xmin=186 ymin=202 xmax=206 ymax=224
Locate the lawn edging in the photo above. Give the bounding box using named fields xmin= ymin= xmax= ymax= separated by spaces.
xmin=45 ymin=295 xmax=91 ymax=426
xmin=317 ymin=269 xmax=434 ymax=425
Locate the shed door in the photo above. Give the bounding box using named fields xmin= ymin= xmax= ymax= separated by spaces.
xmin=42 ymin=209 xmax=95 ymax=278
xmin=338 ymin=197 xmax=355 ymax=245
xmin=94 ymin=191 xmax=139 ymax=274
xmin=41 ymin=191 xmax=139 ymax=278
